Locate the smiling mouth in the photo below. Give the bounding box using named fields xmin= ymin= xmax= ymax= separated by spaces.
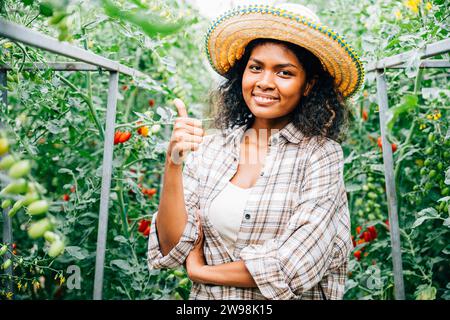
xmin=252 ymin=95 xmax=280 ymax=105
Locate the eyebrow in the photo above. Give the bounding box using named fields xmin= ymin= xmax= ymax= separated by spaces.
xmin=249 ymin=58 xmax=299 ymax=69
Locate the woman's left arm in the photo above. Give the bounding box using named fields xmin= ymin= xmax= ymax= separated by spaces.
xmin=185 ymin=218 xmax=257 ymax=287
xmin=189 ymin=260 xmax=257 ymax=288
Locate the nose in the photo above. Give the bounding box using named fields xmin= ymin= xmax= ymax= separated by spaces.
xmin=255 ymin=71 xmax=275 ymax=90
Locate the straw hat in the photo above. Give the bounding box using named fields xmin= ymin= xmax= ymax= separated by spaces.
xmin=204 ymin=3 xmax=365 ymax=99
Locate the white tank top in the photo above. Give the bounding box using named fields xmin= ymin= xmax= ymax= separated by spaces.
xmin=208 ymin=181 xmax=252 ymax=257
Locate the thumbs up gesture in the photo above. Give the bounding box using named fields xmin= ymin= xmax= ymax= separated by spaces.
xmin=167 ymin=98 xmax=205 ymax=166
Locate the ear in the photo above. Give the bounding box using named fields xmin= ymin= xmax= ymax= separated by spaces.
xmin=303 ymin=76 xmax=318 ymax=97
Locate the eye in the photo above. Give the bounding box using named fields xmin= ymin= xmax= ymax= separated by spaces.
xmin=278 ymin=70 xmax=292 ymax=77
xmin=249 ymin=65 xmax=261 ymax=71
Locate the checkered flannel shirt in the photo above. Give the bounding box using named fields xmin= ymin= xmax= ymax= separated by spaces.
xmin=147 ymin=121 xmax=353 ymax=300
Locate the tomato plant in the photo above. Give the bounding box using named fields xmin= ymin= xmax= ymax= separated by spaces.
xmin=0 ymin=0 xmax=448 ymax=301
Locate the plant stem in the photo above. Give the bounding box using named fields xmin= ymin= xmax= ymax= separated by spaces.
xmin=58 ymin=75 xmax=105 ymax=140
xmin=117 ymin=171 xmax=130 ymax=238
xmin=393 ymin=67 xmax=424 ymax=212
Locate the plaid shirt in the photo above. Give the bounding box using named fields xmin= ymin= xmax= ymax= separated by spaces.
xmin=147 ymin=121 xmax=353 ymax=300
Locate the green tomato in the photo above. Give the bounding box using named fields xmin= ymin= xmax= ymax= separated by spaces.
xmin=44 ymin=231 xmax=60 ymax=243
xmin=1 ymin=199 xmax=12 ymax=209
xmin=2 ymin=258 xmax=12 ymax=270
xmin=420 ymin=167 xmax=427 ymax=176
xmin=444 ymin=151 xmax=450 ymax=159
xmin=48 ymin=239 xmax=65 ymax=258
xmin=1 ymin=179 xmax=28 ymax=195
xmin=445 ymin=139 xmax=450 ymax=147
xmin=0 ymin=138 xmax=9 ymax=156
xmin=8 ymin=199 xmax=24 ymax=217
xmin=28 ymin=218 xmax=52 ymax=239
xmin=428 ymin=170 xmax=437 ymax=179
xmin=178 ymin=277 xmax=190 ymax=286
xmin=424 ymin=158 xmax=431 ymax=167
xmin=428 ymin=133 xmax=436 ymax=143
xmin=0 ymin=245 xmax=7 ymax=256
xmin=368 ymin=213 xmax=376 ymax=220
xmin=27 ymin=200 xmax=49 ymax=216
xmin=173 ymin=269 xmax=185 ymax=277
xmin=362 ymin=184 xmax=369 ymax=192
xmin=437 ymin=162 xmax=443 ymax=171
xmin=442 ymin=188 xmax=450 ymax=196
xmin=354 ymin=198 xmax=363 ymax=207
xmin=22 ymin=192 xmax=39 ymax=206
xmin=0 ymin=155 xmax=16 ymax=170
xmin=368 ymin=192 xmax=378 ymax=200
xmin=425 ymin=147 xmax=433 ymax=155
xmin=8 ymin=160 xmax=31 ymax=179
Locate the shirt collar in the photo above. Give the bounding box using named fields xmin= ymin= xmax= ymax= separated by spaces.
xmin=221 ymin=120 xmax=305 ymax=146
xmin=279 ymin=120 xmax=305 ymax=144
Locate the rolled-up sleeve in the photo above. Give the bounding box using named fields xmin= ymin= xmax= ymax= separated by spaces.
xmin=147 ymin=148 xmax=201 ymax=270
xmin=239 ymin=140 xmax=345 ymax=300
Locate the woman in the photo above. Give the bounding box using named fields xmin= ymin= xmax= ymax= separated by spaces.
xmin=147 ymin=3 xmax=364 ymax=300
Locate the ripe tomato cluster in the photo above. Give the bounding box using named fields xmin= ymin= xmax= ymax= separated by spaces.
xmin=114 ymin=131 xmax=132 ymax=145
xmin=352 ymin=225 xmax=378 ymax=261
xmin=138 ymin=219 xmax=151 ymax=237
xmin=138 ymin=184 xmax=157 ymax=198
xmin=137 ymin=125 xmax=149 ymax=137
xmin=377 ymin=137 xmax=397 ymax=153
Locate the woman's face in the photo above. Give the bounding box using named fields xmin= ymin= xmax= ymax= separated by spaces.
xmin=242 ymin=42 xmax=314 ymax=122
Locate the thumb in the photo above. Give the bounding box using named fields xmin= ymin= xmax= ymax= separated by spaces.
xmin=174 ymin=98 xmax=188 ymax=118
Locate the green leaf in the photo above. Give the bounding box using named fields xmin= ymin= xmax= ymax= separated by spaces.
xmin=114 ymin=235 xmax=128 ymax=244
xmin=111 ymin=259 xmax=133 ymax=273
xmin=101 ymin=0 xmax=185 ymax=38
xmin=65 ymin=246 xmax=89 ymax=260
xmin=386 ymin=94 xmax=418 ymax=132
xmin=443 ymin=217 xmax=450 ymax=228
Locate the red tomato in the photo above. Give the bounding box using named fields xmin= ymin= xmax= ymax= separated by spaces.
xmin=62 ymin=194 xmax=70 ymax=201
xmin=362 ymin=109 xmax=368 ymax=121
xmin=137 ymin=126 xmax=149 ymax=137
xmin=377 ymin=137 xmax=397 ymax=152
xmin=138 ymin=219 xmax=151 ymax=233
xmin=114 ymin=131 xmax=122 ymax=145
xmin=148 ymin=99 xmax=155 ymax=107
xmin=356 ymin=226 xmax=362 ymax=234
xmin=351 ymin=235 xmax=356 ymax=248
xmin=363 ymin=231 xmax=372 ymax=242
xmin=354 ymin=250 xmax=362 ymax=261
xmin=367 ymin=226 xmax=377 ymax=240
xmin=377 ymin=137 xmax=383 ymax=149
xmin=143 ymin=226 xmax=150 ymax=237
xmin=118 ymin=132 xmax=131 ymax=143
xmin=391 ymin=143 xmax=397 ymax=152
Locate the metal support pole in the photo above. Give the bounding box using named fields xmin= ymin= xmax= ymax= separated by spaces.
xmin=93 ymin=71 xmax=119 ymax=300
xmin=376 ymin=69 xmax=405 ymax=300
xmin=0 ymin=70 xmax=14 ymax=295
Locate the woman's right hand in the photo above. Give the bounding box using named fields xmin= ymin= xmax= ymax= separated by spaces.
xmin=166 ymin=98 xmax=205 ymax=166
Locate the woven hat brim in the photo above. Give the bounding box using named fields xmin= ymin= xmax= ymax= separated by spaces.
xmin=205 ymin=5 xmax=365 ymax=99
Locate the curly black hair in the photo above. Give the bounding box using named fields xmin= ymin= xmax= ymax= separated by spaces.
xmin=207 ymin=38 xmax=351 ymax=143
